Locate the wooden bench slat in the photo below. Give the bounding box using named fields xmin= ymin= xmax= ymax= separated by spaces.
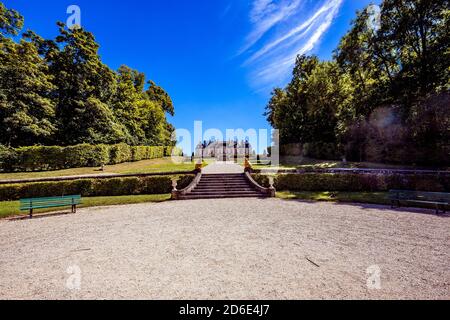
xmin=389 ymin=190 xmax=449 ymax=213
xmin=19 ymin=195 xmax=82 ymax=217
xmin=20 ymin=196 xmax=81 ymax=202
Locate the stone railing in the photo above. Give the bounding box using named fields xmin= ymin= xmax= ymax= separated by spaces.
xmin=171 ymin=171 xmax=203 ymax=200
xmin=244 ymin=172 xmax=275 ymax=197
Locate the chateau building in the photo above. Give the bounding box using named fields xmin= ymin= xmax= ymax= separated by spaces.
xmin=195 ymin=140 xmax=253 ymax=161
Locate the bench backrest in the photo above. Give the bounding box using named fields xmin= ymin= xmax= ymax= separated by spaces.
xmin=20 ymin=195 xmax=82 ymax=210
xmin=389 ymin=190 xmax=450 ymax=202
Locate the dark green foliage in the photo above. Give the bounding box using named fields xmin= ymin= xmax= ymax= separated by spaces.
xmin=266 ymin=0 xmax=450 ymax=166
xmin=252 ymin=173 xmax=450 ymax=193
xmin=0 ymin=175 xmax=195 ymax=201
xmin=0 ymin=144 xmax=17 ymax=171
xmin=0 ymin=38 xmax=56 ymax=147
xmin=109 ymin=143 xmax=132 ymax=164
xmin=0 ymin=3 xmax=176 ymax=148
xmin=0 ymin=2 xmax=23 ymax=37
xmin=303 ymin=142 xmax=341 ymax=161
xmin=90 ymin=177 xmax=143 ymax=197
xmin=146 ymin=81 xmax=175 ymax=116
xmin=0 ymin=143 xmax=171 ymax=172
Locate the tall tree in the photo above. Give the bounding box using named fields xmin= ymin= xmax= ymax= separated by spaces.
xmin=0 ymin=3 xmax=56 ymax=146
xmin=43 ymin=22 xmax=127 ymax=145
xmin=146 ymin=81 xmax=175 ymax=116
xmin=0 ymin=2 xmax=23 ymax=38
xmin=379 ymin=0 xmax=449 ymax=99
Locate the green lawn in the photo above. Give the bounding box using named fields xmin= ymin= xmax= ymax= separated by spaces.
xmin=277 ymin=191 xmax=390 ymax=206
xmin=0 ymin=157 xmax=197 ymax=180
xmin=0 ymin=194 xmax=171 ymax=219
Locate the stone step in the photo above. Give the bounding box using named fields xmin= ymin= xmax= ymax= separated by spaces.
xmin=178 ymin=172 xmax=266 ymax=200
xmin=202 ymin=174 xmax=244 ymax=176
xmin=201 ymin=176 xmax=245 ymax=178
xmin=197 ymin=181 xmax=250 ymax=184
xmin=194 ymin=186 xmax=253 ymax=190
xmin=197 ymin=182 xmax=250 ymax=186
xmin=179 ymin=194 xmax=267 ymax=200
xmin=189 ymin=191 xmax=261 ymax=196
xmin=200 ymin=178 xmax=247 ymax=182
xmin=193 ymin=188 xmax=256 ymax=193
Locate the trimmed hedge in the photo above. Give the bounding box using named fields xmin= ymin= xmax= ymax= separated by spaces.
xmin=252 ymin=173 xmax=450 ymax=193
xmin=0 ymin=144 xmax=182 ymax=172
xmin=0 ymin=174 xmax=194 ymax=201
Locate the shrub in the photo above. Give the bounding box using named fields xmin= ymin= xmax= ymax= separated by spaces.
xmin=0 ymin=174 xmax=195 ymax=201
xmin=131 ymin=146 xmax=147 ymax=162
xmin=251 ymin=173 xmax=450 ymax=193
xmin=109 ymin=143 xmax=132 ymax=164
xmin=0 ymin=143 xmax=175 ymax=172
xmin=91 ymin=177 xmax=144 ymax=197
xmin=0 ymin=145 xmax=18 ymax=171
xmin=15 ymin=146 xmax=63 ymax=171
xmin=165 ymin=146 xmax=182 ymax=157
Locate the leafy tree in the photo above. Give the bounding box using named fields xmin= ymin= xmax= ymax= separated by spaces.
xmin=146 ymin=81 xmax=175 ymax=116
xmin=0 ymin=3 xmax=56 ymax=146
xmin=112 ymin=65 xmax=175 ymax=146
xmin=266 ymin=0 xmax=449 ymax=166
xmin=112 ymin=65 xmax=146 ymax=145
xmin=0 ymin=3 xmax=177 ymax=149
xmin=265 ymin=55 xmax=320 ymax=145
xmin=43 ymin=22 xmax=127 ymax=145
xmin=0 ymin=2 xmax=23 ymax=37
xmin=0 ymin=39 xmax=57 ymax=146
xmin=379 ymin=0 xmax=449 ymax=100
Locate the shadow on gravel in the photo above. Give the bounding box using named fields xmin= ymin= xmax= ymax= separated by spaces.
xmin=286 ymin=198 xmax=450 ymax=218
xmin=9 ymin=211 xmax=75 ymax=221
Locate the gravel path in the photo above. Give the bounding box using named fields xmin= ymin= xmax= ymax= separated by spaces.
xmin=0 ymin=199 xmax=449 ymax=300
xmin=202 ymin=161 xmax=244 ymax=174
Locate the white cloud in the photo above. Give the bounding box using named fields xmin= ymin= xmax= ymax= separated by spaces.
xmin=239 ymin=0 xmax=303 ymax=55
xmin=241 ymin=0 xmax=344 ymax=89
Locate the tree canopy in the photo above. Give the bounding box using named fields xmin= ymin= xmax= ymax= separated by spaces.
xmin=0 ymin=3 xmax=175 ymax=148
xmin=266 ymin=0 xmax=449 ymax=166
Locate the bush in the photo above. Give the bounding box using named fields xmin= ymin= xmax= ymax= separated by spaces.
xmin=0 ymin=143 xmax=174 ymax=172
xmin=252 ymin=173 xmax=450 ymax=192
xmin=0 ymin=174 xmax=195 ymax=201
xmin=109 ymin=143 xmax=132 ymax=164
xmin=64 ymin=144 xmax=109 ymax=168
xmin=0 ymin=145 xmax=18 ymax=171
xmin=165 ymin=146 xmax=182 ymax=157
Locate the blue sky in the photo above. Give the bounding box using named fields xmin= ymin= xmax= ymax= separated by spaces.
xmin=5 ymin=0 xmax=379 ymax=148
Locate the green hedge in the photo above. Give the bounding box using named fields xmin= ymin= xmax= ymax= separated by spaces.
xmin=0 ymin=175 xmax=194 ymax=201
xmin=0 ymin=144 xmax=182 ymax=172
xmin=252 ymin=173 xmax=450 ymax=192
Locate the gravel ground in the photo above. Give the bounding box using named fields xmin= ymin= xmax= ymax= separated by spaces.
xmin=202 ymin=161 xmax=243 ymax=174
xmin=0 ymin=199 xmax=449 ymax=300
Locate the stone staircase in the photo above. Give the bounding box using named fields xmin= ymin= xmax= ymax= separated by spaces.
xmin=178 ymin=173 xmax=269 ymax=200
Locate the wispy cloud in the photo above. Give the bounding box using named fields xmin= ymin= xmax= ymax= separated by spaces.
xmin=241 ymin=0 xmax=343 ymax=89
xmin=220 ymin=3 xmax=233 ymax=20
xmin=238 ymin=0 xmax=302 ymax=55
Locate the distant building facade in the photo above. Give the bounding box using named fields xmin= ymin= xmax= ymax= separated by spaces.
xmin=195 ymin=140 xmax=253 ymax=161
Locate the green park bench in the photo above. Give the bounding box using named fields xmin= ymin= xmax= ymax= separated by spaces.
xmin=389 ymin=190 xmax=450 ymax=214
xmin=20 ymin=195 xmax=82 ymax=219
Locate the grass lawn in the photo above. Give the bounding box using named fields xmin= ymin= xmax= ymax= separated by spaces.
xmin=0 ymin=157 xmax=197 ymax=180
xmin=277 ymin=191 xmax=390 ymax=206
xmin=0 ymin=194 xmax=171 ymax=219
